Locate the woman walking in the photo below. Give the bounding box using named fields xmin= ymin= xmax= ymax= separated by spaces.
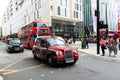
xmin=108 ymin=37 xmax=118 ymax=57
xmin=112 ymin=37 xmax=118 ymax=57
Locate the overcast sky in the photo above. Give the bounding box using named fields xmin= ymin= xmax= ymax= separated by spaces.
xmin=0 ymin=0 xmax=9 ymax=26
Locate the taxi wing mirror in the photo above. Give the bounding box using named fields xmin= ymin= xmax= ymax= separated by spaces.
xmin=41 ymin=44 xmax=46 ymax=47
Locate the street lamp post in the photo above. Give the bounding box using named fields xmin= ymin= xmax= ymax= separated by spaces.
xmin=96 ymin=0 xmax=100 ymax=54
xmin=10 ymin=24 xmax=12 ymax=35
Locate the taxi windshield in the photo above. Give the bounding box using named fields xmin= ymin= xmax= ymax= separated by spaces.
xmin=47 ymin=38 xmax=66 ymax=46
xmin=9 ymin=39 xmax=21 ymax=45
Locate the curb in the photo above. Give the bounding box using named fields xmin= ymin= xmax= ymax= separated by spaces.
xmin=94 ymin=55 xmax=120 ymax=63
xmin=78 ymin=50 xmax=120 ymax=63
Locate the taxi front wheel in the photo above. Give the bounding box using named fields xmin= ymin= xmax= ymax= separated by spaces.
xmin=48 ymin=56 xmax=54 ymax=66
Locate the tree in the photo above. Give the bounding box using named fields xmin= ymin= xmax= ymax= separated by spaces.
xmin=0 ymin=27 xmax=2 ymax=37
xmin=9 ymin=33 xmax=18 ymax=38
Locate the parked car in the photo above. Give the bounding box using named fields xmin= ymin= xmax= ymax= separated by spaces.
xmin=6 ymin=38 xmax=24 ymax=53
xmin=32 ymin=36 xmax=79 ymax=66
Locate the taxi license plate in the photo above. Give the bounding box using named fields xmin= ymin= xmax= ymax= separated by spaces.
xmin=65 ymin=59 xmax=74 ymax=63
xmin=15 ymin=48 xmax=20 ymax=51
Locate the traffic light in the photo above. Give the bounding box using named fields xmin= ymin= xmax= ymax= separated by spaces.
xmin=95 ymin=10 xmax=99 ymax=16
xmin=98 ymin=21 xmax=104 ymax=28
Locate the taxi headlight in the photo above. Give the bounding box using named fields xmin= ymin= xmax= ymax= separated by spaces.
xmin=56 ymin=51 xmax=62 ymax=55
xmin=20 ymin=45 xmax=23 ymax=47
xmin=9 ymin=45 xmax=13 ymax=48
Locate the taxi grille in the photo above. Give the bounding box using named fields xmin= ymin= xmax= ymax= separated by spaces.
xmin=64 ymin=50 xmax=72 ymax=58
xmin=13 ymin=45 xmax=20 ymax=48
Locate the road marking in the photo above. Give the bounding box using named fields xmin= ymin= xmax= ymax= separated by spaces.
xmin=0 ymin=58 xmax=24 ymax=71
xmin=0 ymin=70 xmax=16 ymax=72
xmin=41 ymin=74 xmax=45 ymax=77
xmin=0 ymin=76 xmax=3 ymax=80
xmin=3 ymin=64 xmax=45 ymax=75
xmin=50 ymin=71 xmax=54 ymax=74
xmin=3 ymin=70 xmax=19 ymax=75
xmin=79 ymin=53 xmax=87 ymax=57
xmin=58 ymin=68 xmax=62 ymax=70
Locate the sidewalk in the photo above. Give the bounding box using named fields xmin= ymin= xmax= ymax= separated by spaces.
xmin=75 ymin=41 xmax=120 ymax=62
xmin=0 ymin=42 xmax=5 ymax=80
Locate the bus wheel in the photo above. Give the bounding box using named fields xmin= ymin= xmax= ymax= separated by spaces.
xmin=28 ymin=44 xmax=30 ymax=49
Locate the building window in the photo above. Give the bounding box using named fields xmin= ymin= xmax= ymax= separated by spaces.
xmin=75 ymin=3 xmax=79 ymax=11
xmin=58 ymin=6 xmax=60 ymax=15
xmin=24 ymin=15 xmax=26 ymax=24
xmin=51 ymin=5 xmax=53 ymax=11
xmin=38 ymin=0 xmax=41 ymax=9
xmin=76 ymin=4 xmax=79 ymax=11
xmin=37 ymin=11 xmax=39 ymax=19
xmin=35 ymin=3 xmax=37 ymax=10
xmin=80 ymin=0 xmax=82 ymax=3
xmin=74 ymin=11 xmax=75 ymax=18
xmin=76 ymin=0 xmax=78 ymax=2
xmin=60 ymin=0 xmax=62 ymax=6
xmin=80 ymin=12 xmax=81 ymax=19
xmin=80 ymin=5 xmax=81 ymax=11
xmin=76 ymin=12 xmax=78 ymax=19
xmin=31 ymin=0 xmax=33 ymax=4
xmin=65 ymin=0 xmax=67 ymax=7
xmin=34 ymin=12 xmax=36 ymax=19
xmin=65 ymin=8 xmax=66 ymax=16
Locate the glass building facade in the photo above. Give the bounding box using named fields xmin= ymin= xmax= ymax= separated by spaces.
xmin=83 ymin=0 xmax=93 ymax=37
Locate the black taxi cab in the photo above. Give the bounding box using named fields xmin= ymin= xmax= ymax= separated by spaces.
xmin=6 ymin=38 xmax=24 ymax=53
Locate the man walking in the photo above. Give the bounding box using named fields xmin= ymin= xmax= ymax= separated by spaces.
xmin=100 ymin=37 xmax=106 ymax=56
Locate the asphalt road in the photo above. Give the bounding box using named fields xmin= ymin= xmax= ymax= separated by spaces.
xmin=1 ymin=42 xmax=120 ymax=80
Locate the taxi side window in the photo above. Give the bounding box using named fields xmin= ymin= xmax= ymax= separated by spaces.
xmin=35 ymin=38 xmax=41 ymax=46
xmin=41 ymin=39 xmax=46 ymax=47
xmin=6 ymin=40 xmax=9 ymax=44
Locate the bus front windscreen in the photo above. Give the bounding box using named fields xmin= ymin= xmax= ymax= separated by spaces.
xmin=37 ymin=22 xmax=44 ymax=27
xmin=37 ymin=29 xmax=48 ymax=33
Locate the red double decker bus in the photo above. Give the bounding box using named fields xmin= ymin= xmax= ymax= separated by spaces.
xmin=18 ymin=20 xmax=50 ymax=49
xmin=100 ymin=30 xmax=120 ymax=37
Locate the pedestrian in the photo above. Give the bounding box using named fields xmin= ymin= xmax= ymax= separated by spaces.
xmin=85 ymin=38 xmax=89 ymax=49
xmin=112 ymin=37 xmax=119 ymax=57
xmin=100 ymin=37 xmax=106 ymax=56
xmin=108 ymin=37 xmax=118 ymax=57
xmin=81 ymin=38 xmax=86 ymax=49
xmin=73 ymin=35 xmax=76 ymax=43
xmin=108 ymin=37 xmax=113 ymax=56
xmin=118 ymin=37 xmax=120 ymax=50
